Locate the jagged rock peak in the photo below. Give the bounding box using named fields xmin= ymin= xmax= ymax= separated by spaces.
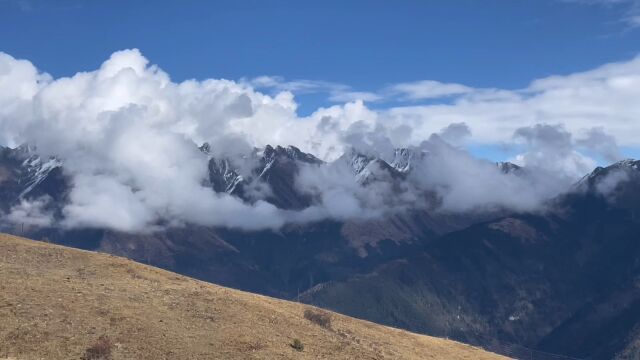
xmin=573 ymin=158 xmax=639 ymax=192
xmin=208 ymin=157 xmax=243 ymax=194
xmin=497 ymin=162 xmax=522 ymax=174
xmin=584 ymin=158 xmax=639 ymax=179
xmin=339 ymin=147 xmax=428 ymax=175
xmin=199 ymin=142 xmax=212 ymax=155
xmin=390 ymin=148 xmax=428 ymax=173
xmin=262 ymin=145 xmax=323 ymax=164
xmin=610 ymin=158 xmax=640 ymax=170
xmin=0 ymin=144 xmax=38 ymax=161
xmin=339 ymin=148 xmax=375 ymax=173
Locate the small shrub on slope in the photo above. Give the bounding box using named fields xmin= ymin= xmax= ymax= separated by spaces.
xmin=291 ymin=338 xmax=304 ymax=352
xmin=304 ymin=308 xmax=332 ymax=330
xmin=81 ymin=335 xmax=113 ymax=360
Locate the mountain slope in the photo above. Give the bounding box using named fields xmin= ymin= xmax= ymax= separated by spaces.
xmin=302 ymin=159 xmax=640 ymax=359
xmin=0 ymin=144 xmax=495 ymax=300
xmin=0 ymin=233 xmax=506 ymax=360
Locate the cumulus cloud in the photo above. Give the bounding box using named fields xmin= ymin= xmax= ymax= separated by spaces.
xmin=294 ymin=133 xmax=573 ymax=216
xmin=576 ymin=127 xmax=623 ymax=163
xmin=4 ymin=196 xmax=54 ymax=227
xmin=383 ymin=55 xmax=640 ymax=150
xmin=512 ymin=124 xmax=596 ymax=179
xmin=407 ymin=136 xmax=563 ymax=212
xmin=0 ymin=50 xmax=291 ymax=232
xmin=294 ymin=155 xmax=418 ymax=221
xmin=438 ymin=122 xmax=472 ymax=146
xmin=0 ymin=49 xmax=636 ymax=232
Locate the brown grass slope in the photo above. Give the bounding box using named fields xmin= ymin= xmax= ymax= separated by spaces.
xmin=0 ymin=233 xmax=507 ymax=360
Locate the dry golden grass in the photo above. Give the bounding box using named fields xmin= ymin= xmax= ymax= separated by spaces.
xmin=0 ymin=233 xmax=508 ymax=360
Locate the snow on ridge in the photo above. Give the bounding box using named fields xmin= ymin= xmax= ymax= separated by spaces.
xmin=18 ymin=155 xmax=62 ymax=199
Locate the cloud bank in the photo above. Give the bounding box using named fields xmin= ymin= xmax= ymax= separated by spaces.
xmin=0 ymin=49 xmax=637 ymax=232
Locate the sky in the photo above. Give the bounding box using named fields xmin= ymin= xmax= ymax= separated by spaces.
xmin=1 ymin=0 xmax=639 ymax=98
xmin=0 ymin=0 xmax=639 ymax=153
xmin=1 ymin=0 xmax=640 ymax=231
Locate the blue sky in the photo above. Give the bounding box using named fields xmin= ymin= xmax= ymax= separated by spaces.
xmin=1 ymin=0 xmax=638 ymax=91
xmin=1 ymin=0 xmax=640 ymax=162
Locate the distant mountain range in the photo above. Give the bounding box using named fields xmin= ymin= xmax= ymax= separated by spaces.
xmin=1 ymin=144 xmax=639 ymax=359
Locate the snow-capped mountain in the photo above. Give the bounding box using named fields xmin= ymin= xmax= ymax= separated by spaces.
xmin=576 ymin=158 xmax=640 ymax=189
xmin=389 ymin=148 xmax=428 ymax=173
xmin=496 ymin=161 xmax=522 ymax=174
xmin=202 ymin=144 xmax=323 ymax=209
xmin=207 ymin=158 xmax=244 ymax=194
xmin=339 ymin=148 xmax=376 ymax=175
xmin=18 ymin=153 xmax=63 ymax=199
xmin=0 ymin=146 xmax=67 ymax=210
xmin=337 ymin=147 xmax=428 ymax=185
xmin=3 ymin=143 xmax=640 ymax=359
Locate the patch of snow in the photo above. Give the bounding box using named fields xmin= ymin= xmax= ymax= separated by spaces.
xmin=18 ymin=155 xmax=62 ymax=198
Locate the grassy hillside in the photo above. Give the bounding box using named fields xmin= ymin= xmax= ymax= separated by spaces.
xmin=0 ymin=233 xmax=506 ymax=360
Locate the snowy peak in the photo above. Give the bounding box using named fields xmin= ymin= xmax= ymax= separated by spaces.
xmin=389 ymin=148 xmax=428 ymax=173
xmin=579 ymin=159 xmax=640 ymax=183
xmin=0 ymin=145 xmax=68 ymax=218
xmin=204 ymin=144 xmax=322 ymax=197
xmin=338 ymin=148 xmax=414 ymax=185
xmin=497 ymin=162 xmax=522 ymax=175
xmin=339 ymin=148 xmax=377 ymax=175
xmin=199 ymin=142 xmax=212 ymax=155
xmin=356 ymin=158 xmax=404 ymax=185
xmin=262 ymin=145 xmax=323 ymax=165
xmin=0 ymin=145 xmax=63 ymax=200
xmin=340 ymin=147 xmax=427 ymax=176
xmin=609 ymin=159 xmax=640 ymax=171
xmin=207 ymin=158 xmax=244 ymax=194
xmin=19 ymin=155 xmax=63 ymax=199
xmin=572 ymin=158 xmax=640 ymax=198
xmin=204 ymin=145 xmax=322 ymax=209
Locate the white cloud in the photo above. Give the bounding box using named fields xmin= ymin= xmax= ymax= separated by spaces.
xmin=576 ymin=127 xmax=623 ymax=162
xmin=512 ymin=124 xmax=597 ymax=179
xmin=246 ymin=76 xmax=381 ymax=103
xmin=328 ymin=91 xmax=382 ymax=103
xmin=409 ymin=136 xmax=563 ymax=212
xmin=382 ymin=55 xmax=640 ymax=149
xmin=438 ymin=122 xmax=471 ymax=146
xmin=0 ymin=49 xmax=637 ymax=231
xmin=4 ymin=196 xmax=54 ymax=227
xmin=0 ymin=49 xmax=291 ymax=232
xmin=563 ymin=0 xmax=640 ymax=28
xmin=387 ymin=80 xmax=475 ymax=100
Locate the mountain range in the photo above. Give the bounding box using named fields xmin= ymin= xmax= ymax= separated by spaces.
xmin=1 ymin=143 xmax=639 ymax=359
